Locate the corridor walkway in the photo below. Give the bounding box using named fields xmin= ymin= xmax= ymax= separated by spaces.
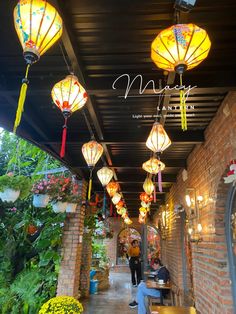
xmin=83 ymin=270 xmax=137 ymax=314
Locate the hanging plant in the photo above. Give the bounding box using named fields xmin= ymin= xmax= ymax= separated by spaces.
xmin=0 ymin=173 xmax=31 ymax=202
xmin=64 ymin=180 xmax=81 ymax=213
xmin=32 ymin=178 xmax=51 ymax=207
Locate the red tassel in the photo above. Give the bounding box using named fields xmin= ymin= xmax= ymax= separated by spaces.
xmin=110 ymin=203 xmax=113 ymax=216
xmin=60 ymin=117 xmax=68 ymax=158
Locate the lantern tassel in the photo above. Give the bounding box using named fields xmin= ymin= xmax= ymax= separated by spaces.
xmin=13 ymin=64 xmax=30 ymax=133
xmin=88 ymin=170 xmax=93 ymax=201
xmin=103 ymin=190 xmax=106 ymax=217
xmin=180 ymin=74 xmax=187 ymax=131
xmin=158 ymin=170 xmax=163 ymax=193
xmin=153 ymin=175 xmax=157 ymax=203
xmin=60 ymin=117 xmax=68 ymax=158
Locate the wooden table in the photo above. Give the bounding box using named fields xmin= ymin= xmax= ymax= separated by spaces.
xmin=146 ymin=280 xmax=172 ymax=305
xmin=149 ymin=305 xmax=196 ymax=314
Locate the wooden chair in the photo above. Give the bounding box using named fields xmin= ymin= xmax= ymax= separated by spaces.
xmin=147 ymin=284 xmax=179 ymax=308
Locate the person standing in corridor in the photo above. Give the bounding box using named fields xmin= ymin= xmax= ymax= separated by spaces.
xmin=128 ymin=239 xmax=142 ymax=287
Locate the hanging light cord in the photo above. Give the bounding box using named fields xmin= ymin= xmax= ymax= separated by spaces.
xmin=59 ymin=42 xmax=73 ymax=74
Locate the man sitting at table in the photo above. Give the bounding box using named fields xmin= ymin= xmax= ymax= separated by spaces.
xmin=129 ymin=258 xmax=170 ymax=314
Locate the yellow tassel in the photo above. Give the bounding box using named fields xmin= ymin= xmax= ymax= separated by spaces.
xmin=180 ymin=74 xmax=187 ymax=131
xmin=13 ymin=64 xmax=30 ymax=134
xmin=88 ymin=177 xmax=92 ymax=201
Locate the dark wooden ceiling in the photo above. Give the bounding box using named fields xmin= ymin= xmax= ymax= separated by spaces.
xmin=0 ymin=0 xmax=236 ymax=216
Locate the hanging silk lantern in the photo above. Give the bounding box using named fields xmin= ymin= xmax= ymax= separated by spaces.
xmin=141 ymin=201 xmax=151 ymax=208
xmin=143 ymin=177 xmax=154 ymax=195
xmin=51 ymin=75 xmax=88 ymax=158
xmin=112 ymin=192 xmax=121 ymax=205
xmin=82 ymin=140 xmax=103 ymax=200
xmin=151 ymin=24 xmax=211 ymax=131
xmin=139 ymin=206 xmax=147 ymax=217
xmin=13 ymin=0 xmax=63 ymax=133
xmin=116 ymin=200 xmax=124 ymax=210
xmin=139 ymin=214 xmax=145 ymax=224
xmin=97 ymin=167 xmax=113 ymax=187
xmin=117 ymin=207 xmax=127 ymax=216
xmin=124 ymin=217 xmax=132 ymax=225
xmin=106 ymin=182 xmax=119 ymax=197
xmin=140 ymin=192 xmax=153 ymax=203
xmin=142 ymin=157 xmax=165 ymax=175
xmin=146 ymin=122 xmax=171 ymax=153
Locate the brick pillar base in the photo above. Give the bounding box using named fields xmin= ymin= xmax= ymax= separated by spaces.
xmin=57 ymin=180 xmax=87 ymax=298
xmin=80 ymin=233 xmax=92 ymax=297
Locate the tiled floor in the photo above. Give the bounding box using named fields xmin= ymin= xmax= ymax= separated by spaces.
xmin=82 ymin=270 xmax=137 ymax=314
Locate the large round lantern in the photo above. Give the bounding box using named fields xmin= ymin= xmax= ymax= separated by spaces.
xmin=52 ymin=75 xmax=88 ymax=158
xmin=143 ymin=177 xmax=154 ymax=195
xmin=97 ymin=167 xmax=113 ymax=187
xmin=146 ymin=123 xmax=171 ymax=154
xmin=82 ymin=140 xmax=103 ymax=200
xmin=142 ymin=158 xmax=165 ymax=175
xmin=151 ymin=24 xmax=211 ymax=130
xmin=106 ymin=182 xmax=119 ymax=197
xmin=13 ymin=0 xmax=63 ymax=133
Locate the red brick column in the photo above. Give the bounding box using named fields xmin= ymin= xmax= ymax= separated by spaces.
xmin=57 ymin=180 xmax=87 ymax=298
xmin=79 ymin=232 xmax=92 ymax=297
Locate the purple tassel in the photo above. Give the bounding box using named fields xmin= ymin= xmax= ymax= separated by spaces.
xmin=158 ymin=171 xmax=162 ymax=192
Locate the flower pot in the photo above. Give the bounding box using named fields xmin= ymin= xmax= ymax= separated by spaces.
xmin=33 ymin=194 xmax=50 ymax=208
xmin=0 ymin=188 xmax=20 ymax=202
xmin=51 ymin=201 xmax=67 ymax=213
xmin=66 ymin=203 xmax=77 ymax=213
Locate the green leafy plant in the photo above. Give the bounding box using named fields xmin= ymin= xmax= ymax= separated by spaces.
xmin=39 ymin=296 xmax=83 ymax=314
xmin=0 ymin=174 xmax=32 ymax=199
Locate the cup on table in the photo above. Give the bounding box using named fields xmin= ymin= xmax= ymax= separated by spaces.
xmin=158 ymin=279 xmax=164 ymax=284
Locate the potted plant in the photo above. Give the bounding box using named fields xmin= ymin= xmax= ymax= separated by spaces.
xmin=0 ymin=173 xmax=31 ymax=202
xmin=32 ymin=178 xmax=51 ymax=207
xmin=39 ymin=296 xmax=83 ymax=314
xmin=65 ymin=181 xmax=81 ymax=213
xmin=47 ymin=175 xmax=71 ymax=213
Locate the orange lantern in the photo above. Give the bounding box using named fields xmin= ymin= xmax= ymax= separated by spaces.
xmin=142 ymin=157 xmax=165 ymax=175
xmin=13 ymin=0 xmax=63 ymax=133
xmin=106 ymin=182 xmax=119 ymax=197
xmin=52 ymin=75 xmax=88 ymax=158
xmin=140 ymin=192 xmax=153 ymax=203
xmin=116 ymin=200 xmax=124 ymax=210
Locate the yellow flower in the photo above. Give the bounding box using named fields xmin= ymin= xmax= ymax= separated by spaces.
xmin=39 ymin=296 xmax=83 ymax=314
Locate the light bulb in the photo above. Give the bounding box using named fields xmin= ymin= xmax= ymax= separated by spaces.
xmin=185 ymin=195 xmax=191 ymax=207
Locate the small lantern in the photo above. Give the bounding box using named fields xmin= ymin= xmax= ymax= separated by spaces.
xmin=116 ymin=200 xmax=124 ymax=210
xmin=124 ymin=217 xmax=132 ymax=225
xmin=52 ymin=75 xmax=88 ymax=158
xmin=141 ymin=201 xmax=151 ymax=208
xmin=139 ymin=214 xmax=145 ymax=224
xmin=106 ymin=182 xmax=119 ymax=197
xmin=142 ymin=158 xmax=165 ymax=175
xmin=97 ymin=167 xmax=113 ymax=187
xmin=13 ymin=0 xmax=63 ymax=133
xmin=143 ymin=177 xmax=154 ymax=195
xmin=139 ymin=206 xmax=147 ymax=218
xmin=140 ymin=192 xmax=153 ymax=203
xmin=82 ymin=140 xmax=103 ymax=200
xmin=117 ymin=207 xmax=127 ymax=216
xmin=112 ymin=193 xmax=121 ymax=205
xmin=151 ymin=24 xmax=211 ymax=130
xmin=146 ymin=122 xmax=171 ymax=153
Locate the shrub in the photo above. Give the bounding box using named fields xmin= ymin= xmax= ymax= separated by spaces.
xmin=39 ymin=296 xmax=83 ymax=314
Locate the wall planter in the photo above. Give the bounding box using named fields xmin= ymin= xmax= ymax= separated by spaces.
xmin=51 ymin=201 xmax=67 ymax=213
xmin=0 ymin=188 xmax=20 ymax=202
xmin=66 ymin=202 xmax=77 ymax=213
xmin=33 ymin=194 xmax=50 ymax=208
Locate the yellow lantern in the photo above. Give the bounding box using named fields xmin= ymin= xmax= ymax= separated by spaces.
xmin=51 ymin=75 xmax=88 ymax=158
xmin=13 ymin=0 xmax=63 ymax=133
xmin=112 ymin=193 xmax=121 ymax=205
xmin=151 ymin=24 xmax=211 ymax=131
xmin=139 ymin=206 xmax=147 ymax=218
xmin=143 ymin=177 xmax=154 ymax=195
xmin=142 ymin=157 xmax=165 ymax=175
xmin=97 ymin=167 xmax=113 ymax=187
xmin=146 ymin=123 xmax=171 ymax=153
xmin=117 ymin=207 xmax=126 ymax=216
xmin=82 ymin=140 xmax=103 ymax=200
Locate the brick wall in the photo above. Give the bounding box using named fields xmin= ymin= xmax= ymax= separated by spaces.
xmin=57 ymin=180 xmax=87 ymax=298
xmin=156 ymin=92 xmax=236 ymax=314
